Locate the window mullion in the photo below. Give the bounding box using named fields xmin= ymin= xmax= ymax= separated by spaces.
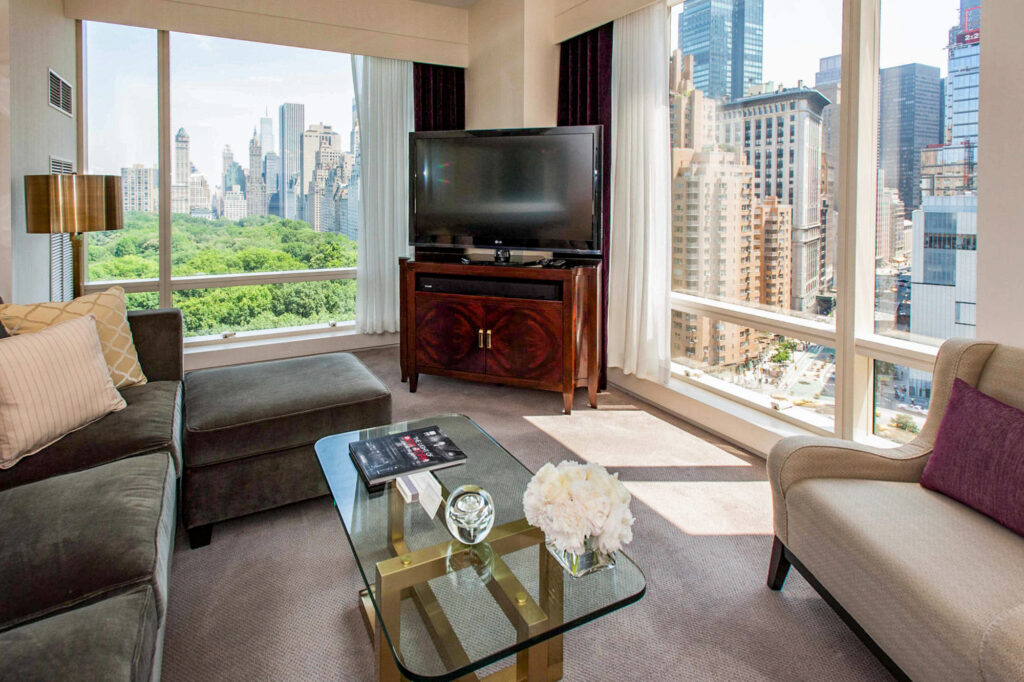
xmin=157 ymin=30 xmax=172 ymax=309
xmin=834 ymin=0 xmax=881 ymax=440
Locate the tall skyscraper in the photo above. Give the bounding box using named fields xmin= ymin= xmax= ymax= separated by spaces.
xmin=908 ymin=194 xmax=977 ymax=401
xmin=222 ymin=145 xmax=234 ymax=190
xmin=815 ymin=55 xmax=841 ymax=291
xmin=264 ymin=151 xmax=281 ymax=214
xmin=878 ymin=64 xmax=942 ymax=217
xmin=301 ymin=123 xmax=341 ymax=212
xmin=247 ymin=129 xmax=268 ymax=218
xmin=174 ymin=128 xmax=190 ymax=185
xmin=259 ymin=111 xmax=275 ymax=159
xmin=172 ymin=128 xmax=190 ymax=214
xmin=222 ymin=185 xmax=247 ymax=221
xmin=188 ymin=173 xmax=212 ymax=219
xmin=946 ymin=1 xmax=980 ymax=147
xmin=719 ymin=87 xmax=828 ymax=312
xmin=678 ymin=0 xmax=763 ymax=101
xmin=668 ymin=49 xmax=782 ymax=367
xmin=279 ymin=102 xmax=305 ymax=220
xmin=121 ymin=164 xmax=159 ymax=213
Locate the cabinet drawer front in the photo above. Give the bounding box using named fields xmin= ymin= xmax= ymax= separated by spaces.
xmin=486 ymin=304 xmax=563 ymax=386
xmin=415 ymin=297 xmax=487 ymax=374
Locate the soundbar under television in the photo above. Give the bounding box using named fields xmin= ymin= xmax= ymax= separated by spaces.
xmin=409 ymin=126 xmax=602 ymax=257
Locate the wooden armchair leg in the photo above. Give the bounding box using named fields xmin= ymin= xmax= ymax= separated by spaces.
xmin=767 ymin=536 xmax=791 ymax=590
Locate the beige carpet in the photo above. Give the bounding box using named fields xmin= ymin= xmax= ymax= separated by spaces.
xmin=163 ymin=347 xmax=889 ymax=681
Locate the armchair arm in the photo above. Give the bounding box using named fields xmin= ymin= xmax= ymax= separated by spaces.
xmin=981 ymin=603 xmax=1024 ymax=681
xmin=127 ymin=309 xmax=183 ymax=383
xmin=768 ymin=435 xmax=930 ymax=545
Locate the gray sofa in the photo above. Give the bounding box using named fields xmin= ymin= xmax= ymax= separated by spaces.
xmin=767 ymin=338 xmax=1024 ymax=681
xmin=0 ymin=309 xmax=184 ymax=682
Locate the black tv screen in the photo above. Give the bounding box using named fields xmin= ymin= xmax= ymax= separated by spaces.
xmin=410 ymin=126 xmax=602 ymax=255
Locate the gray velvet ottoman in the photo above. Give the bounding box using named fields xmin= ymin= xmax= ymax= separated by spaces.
xmin=182 ymin=352 xmax=391 ymax=548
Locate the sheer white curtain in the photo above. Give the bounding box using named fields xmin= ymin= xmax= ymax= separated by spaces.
xmin=607 ymin=4 xmax=672 ymax=383
xmin=351 ymin=56 xmax=414 ymax=334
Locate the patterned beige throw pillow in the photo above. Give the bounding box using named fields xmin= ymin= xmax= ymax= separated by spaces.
xmin=0 ymin=285 xmax=147 ymax=388
xmin=0 ymin=315 xmax=127 ymax=469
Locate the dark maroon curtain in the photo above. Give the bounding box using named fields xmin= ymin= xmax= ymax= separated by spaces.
xmin=557 ymin=22 xmax=612 ymax=390
xmin=413 ymin=63 xmax=466 ymax=132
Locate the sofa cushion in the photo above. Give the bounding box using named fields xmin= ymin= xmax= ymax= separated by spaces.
xmin=0 ymin=315 xmax=127 ymax=470
xmin=0 ymin=586 xmax=158 ymax=682
xmin=184 ymin=352 xmax=390 ymax=468
xmin=922 ymin=378 xmax=1024 ymax=537
xmin=0 ymin=381 xmax=182 ymax=492
xmin=0 ymin=285 xmax=147 ymax=388
xmin=0 ymin=452 xmax=175 ymax=632
xmin=786 ymin=478 xmax=1024 ymax=682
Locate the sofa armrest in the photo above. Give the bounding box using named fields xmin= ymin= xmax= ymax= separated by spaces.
xmin=981 ymin=603 xmax=1024 ymax=681
xmin=128 ymin=309 xmax=183 ymax=383
xmin=768 ymin=435 xmax=930 ymax=544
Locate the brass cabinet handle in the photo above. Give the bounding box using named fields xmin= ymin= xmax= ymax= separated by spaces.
xmin=486 ymin=329 xmax=492 ymax=349
xmin=478 ymin=329 xmax=484 ymax=349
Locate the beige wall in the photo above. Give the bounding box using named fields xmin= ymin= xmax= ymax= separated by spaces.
xmin=466 ymin=0 xmax=525 ymax=129
xmin=976 ymin=0 xmax=1023 ymax=345
xmin=62 ymin=0 xmax=469 ymax=66
xmin=466 ymin=0 xmax=558 ymax=130
xmin=553 ymin=0 xmax=654 ymax=43
xmin=0 ymin=0 xmax=9 ymax=302
xmin=6 ymin=0 xmax=77 ymax=303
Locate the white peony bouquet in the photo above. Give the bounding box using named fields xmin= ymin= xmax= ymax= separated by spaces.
xmin=522 ymin=461 xmax=634 ymax=556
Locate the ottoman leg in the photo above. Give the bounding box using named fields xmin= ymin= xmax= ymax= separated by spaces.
xmin=188 ymin=524 xmax=213 ymax=549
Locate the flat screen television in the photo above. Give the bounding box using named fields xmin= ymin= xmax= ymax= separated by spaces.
xmin=409 ymin=126 xmax=602 ymax=256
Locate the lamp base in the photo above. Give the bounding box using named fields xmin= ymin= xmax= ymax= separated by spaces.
xmin=71 ymin=233 xmax=86 ymax=299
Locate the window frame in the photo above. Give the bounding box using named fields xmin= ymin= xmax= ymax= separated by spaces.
xmin=80 ymin=25 xmax=358 ymax=341
xmin=666 ymin=0 xmax=939 ymax=444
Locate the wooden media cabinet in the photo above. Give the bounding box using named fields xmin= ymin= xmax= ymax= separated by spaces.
xmin=399 ymin=257 xmax=600 ymax=414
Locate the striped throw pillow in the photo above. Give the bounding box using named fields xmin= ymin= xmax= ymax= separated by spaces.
xmin=0 ymin=315 xmax=126 ymax=469
xmin=0 ymin=286 xmax=147 ymax=388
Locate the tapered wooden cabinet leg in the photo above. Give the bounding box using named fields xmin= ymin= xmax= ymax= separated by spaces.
xmin=562 ymin=392 xmax=572 ymax=415
xmin=409 ymin=373 xmax=418 ymax=393
xmin=767 ymin=536 xmax=791 ymax=590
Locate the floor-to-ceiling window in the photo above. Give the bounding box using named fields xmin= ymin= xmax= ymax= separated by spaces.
xmin=85 ymin=23 xmax=360 ymax=338
xmin=666 ymin=0 xmax=973 ymax=444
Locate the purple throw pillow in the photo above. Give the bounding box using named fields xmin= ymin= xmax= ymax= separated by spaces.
xmin=921 ymin=378 xmax=1024 ymax=537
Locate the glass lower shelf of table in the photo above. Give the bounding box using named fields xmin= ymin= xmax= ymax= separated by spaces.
xmin=315 ymin=414 xmax=646 ymax=681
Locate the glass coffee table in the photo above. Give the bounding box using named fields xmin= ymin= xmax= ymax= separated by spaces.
xmin=315 ymin=414 xmax=646 ymax=681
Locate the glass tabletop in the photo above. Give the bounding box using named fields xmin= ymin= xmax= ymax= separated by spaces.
xmin=315 ymin=414 xmax=646 ymax=681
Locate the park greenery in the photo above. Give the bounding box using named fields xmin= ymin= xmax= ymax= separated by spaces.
xmin=88 ymin=212 xmax=357 ymax=336
xmin=770 ymin=338 xmax=799 ymax=364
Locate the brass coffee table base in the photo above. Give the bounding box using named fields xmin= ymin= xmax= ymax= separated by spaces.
xmin=360 ymin=488 xmax=564 ymax=682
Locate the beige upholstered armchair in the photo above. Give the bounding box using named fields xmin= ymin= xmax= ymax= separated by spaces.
xmin=766 ymin=338 xmax=1024 ymax=682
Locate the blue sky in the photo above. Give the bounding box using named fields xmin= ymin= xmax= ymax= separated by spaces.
xmin=88 ymin=0 xmax=964 ymax=184
xmin=673 ymin=0 xmax=962 ymax=85
xmin=86 ymin=23 xmax=354 ymax=186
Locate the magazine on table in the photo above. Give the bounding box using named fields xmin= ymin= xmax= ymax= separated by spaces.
xmin=348 ymin=425 xmax=467 ymax=489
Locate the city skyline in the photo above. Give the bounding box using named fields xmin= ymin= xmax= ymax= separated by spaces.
xmin=86 ymin=23 xmax=355 ymax=186
xmin=672 ymin=0 xmax=963 ymax=89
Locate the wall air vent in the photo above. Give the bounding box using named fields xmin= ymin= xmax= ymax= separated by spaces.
xmin=48 ymin=69 xmax=73 ymax=117
xmin=49 ymin=157 xmax=75 ymax=301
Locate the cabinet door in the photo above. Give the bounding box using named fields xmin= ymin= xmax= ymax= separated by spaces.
xmin=485 ymin=302 xmax=563 ymax=386
xmin=415 ymin=295 xmax=487 ymax=375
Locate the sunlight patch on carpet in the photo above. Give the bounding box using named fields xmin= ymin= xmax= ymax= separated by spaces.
xmin=524 ymin=410 xmax=754 ymax=469
xmin=625 ymin=481 xmax=772 ymax=536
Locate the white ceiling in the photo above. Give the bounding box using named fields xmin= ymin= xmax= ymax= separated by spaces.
xmin=412 ymin=0 xmax=481 ymax=8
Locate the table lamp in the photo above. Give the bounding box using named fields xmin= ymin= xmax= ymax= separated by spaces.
xmin=24 ymin=174 xmax=123 ymax=299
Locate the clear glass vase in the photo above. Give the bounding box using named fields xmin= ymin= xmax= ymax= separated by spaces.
xmin=545 ymin=537 xmax=616 ymax=578
xmin=444 ymin=485 xmax=495 ymax=545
